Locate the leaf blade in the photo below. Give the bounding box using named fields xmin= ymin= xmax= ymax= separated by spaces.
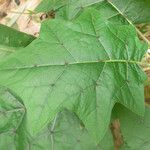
xmin=0 ymin=8 xmax=147 ymax=142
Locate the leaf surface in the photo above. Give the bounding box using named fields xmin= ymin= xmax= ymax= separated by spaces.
xmin=0 ymin=87 xmax=25 ymax=132
xmin=0 ymin=24 xmax=35 ymax=47
xmin=114 ymin=105 xmax=150 ymax=150
xmin=0 ymin=8 xmax=147 ymax=142
xmin=36 ymin=0 xmax=150 ymax=23
xmin=0 ymin=108 xmax=114 ymax=150
xmin=108 ymin=0 xmax=150 ymax=24
xmin=0 ymin=24 xmax=35 ymax=59
xmin=0 ymin=86 xmax=25 ymax=150
xmin=0 ymin=45 xmax=16 ymax=59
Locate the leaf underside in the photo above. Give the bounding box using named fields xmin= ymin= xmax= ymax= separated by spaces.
xmin=0 ymin=8 xmax=147 ymax=144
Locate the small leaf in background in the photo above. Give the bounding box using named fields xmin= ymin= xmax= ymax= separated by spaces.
xmin=36 ymin=0 xmax=150 ymax=24
xmin=0 ymin=24 xmax=36 ymax=59
xmin=108 ymin=0 xmax=150 ymax=24
xmin=0 ymin=24 xmax=35 ymax=47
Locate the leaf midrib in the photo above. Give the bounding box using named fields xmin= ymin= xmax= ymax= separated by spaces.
xmin=0 ymin=59 xmax=140 ymax=71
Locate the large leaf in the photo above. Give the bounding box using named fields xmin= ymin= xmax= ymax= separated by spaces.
xmin=113 ymin=105 xmax=150 ymax=150
xmin=36 ymin=0 xmax=150 ymax=24
xmin=0 ymin=8 xmax=147 ymax=142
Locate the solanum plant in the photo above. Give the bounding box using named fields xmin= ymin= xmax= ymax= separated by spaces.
xmin=0 ymin=0 xmax=150 ymax=149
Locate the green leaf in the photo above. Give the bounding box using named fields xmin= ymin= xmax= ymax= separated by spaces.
xmin=0 ymin=8 xmax=147 ymax=142
xmin=113 ymin=105 xmax=150 ymax=150
xmin=0 ymin=45 xmax=16 ymax=59
xmin=36 ymin=0 xmax=103 ymax=20
xmin=0 ymin=108 xmax=114 ymax=150
xmin=0 ymin=87 xmax=25 ymax=133
xmin=36 ymin=0 xmax=150 ymax=24
xmin=97 ymin=129 xmax=114 ymax=149
xmin=0 ymin=86 xmax=25 ymax=150
xmin=0 ymin=24 xmax=35 ymax=47
xmin=108 ymin=0 xmax=150 ymax=24
xmin=35 ymin=0 xmax=67 ymax=13
xmin=28 ymin=110 xmax=98 ymax=150
xmin=36 ymin=0 xmax=150 ymax=46
xmin=0 ymin=24 xmax=36 ymax=59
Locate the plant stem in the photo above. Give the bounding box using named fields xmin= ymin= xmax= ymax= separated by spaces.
xmin=8 ymin=10 xmax=36 ymax=15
